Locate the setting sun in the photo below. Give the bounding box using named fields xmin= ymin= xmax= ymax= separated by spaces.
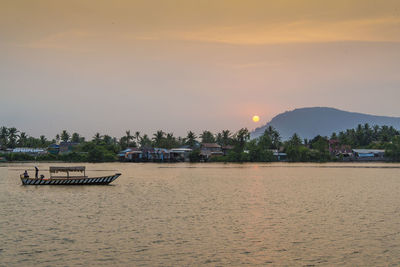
xmin=252 ymin=115 xmax=260 ymax=122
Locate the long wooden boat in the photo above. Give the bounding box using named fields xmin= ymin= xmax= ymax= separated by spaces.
xmin=20 ymin=166 xmax=121 ymax=185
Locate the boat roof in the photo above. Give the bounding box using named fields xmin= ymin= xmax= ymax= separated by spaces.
xmin=49 ymin=166 xmax=85 ymax=173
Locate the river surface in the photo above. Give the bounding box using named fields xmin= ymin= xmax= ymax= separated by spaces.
xmin=1 ymin=162 xmax=400 ymax=266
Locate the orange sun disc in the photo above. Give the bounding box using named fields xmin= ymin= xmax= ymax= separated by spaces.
xmin=252 ymin=115 xmax=260 ymax=122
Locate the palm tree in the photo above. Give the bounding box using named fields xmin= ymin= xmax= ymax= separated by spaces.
xmin=125 ymin=130 xmax=133 ymax=147
xmin=103 ymin=135 xmax=112 ymax=145
xmin=233 ymin=128 xmax=250 ymax=151
xmin=39 ymin=135 xmax=47 ymax=147
xmin=200 ymin=130 xmax=215 ymax=143
xmin=93 ymin=132 xmax=102 ymax=144
xmin=288 ymin=133 xmax=302 ymax=147
xmin=153 ymin=130 xmax=165 ymax=147
xmin=134 ymin=131 xmax=141 ymax=146
xmin=0 ymin=126 xmax=8 ymax=148
xmin=264 ymin=126 xmax=281 ymax=149
xmin=165 ymin=133 xmax=178 ymax=149
xmin=140 ymin=134 xmax=152 ymax=148
xmin=177 ymin=136 xmax=186 ymax=147
xmin=7 ymin=127 xmax=19 ymax=148
xmin=71 ymin=132 xmax=81 ymax=143
xmin=221 ymin=130 xmax=232 ymax=146
xmin=186 ymin=131 xmax=197 ymax=148
xmin=18 ymin=132 xmax=28 ymax=147
xmin=60 ymin=130 xmax=70 ymax=142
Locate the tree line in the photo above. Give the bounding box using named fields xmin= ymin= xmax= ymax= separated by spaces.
xmin=1 ymin=123 xmax=400 ymax=162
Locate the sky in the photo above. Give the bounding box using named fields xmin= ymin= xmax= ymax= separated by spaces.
xmin=1 ymin=0 xmax=400 ymax=139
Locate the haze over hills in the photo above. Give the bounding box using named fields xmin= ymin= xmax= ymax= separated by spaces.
xmin=251 ymin=107 xmax=400 ymax=140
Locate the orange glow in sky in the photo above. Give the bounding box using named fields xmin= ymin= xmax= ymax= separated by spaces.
xmin=0 ymin=0 xmax=400 ymax=137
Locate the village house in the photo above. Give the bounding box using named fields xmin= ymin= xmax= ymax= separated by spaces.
xmin=329 ymin=139 xmax=352 ymax=155
xmin=48 ymin=144 xmax=60 ymax=155
xmin=12 ymin=147 xmax=46 ymax=155
xmin=118 ymin=147 xmax=142 ymax=162
xmin=170 ymin=148 xmax=192 ymax=162
xmin=221 ymin=145 xmax=234 ymax=156
xmin=328 ymin=139 xmax=353 ymax=160
xmin=200 ymin=143 xmax=223 ymax=159
xmin=352 ymin=149 xmax=386 ymax=161
xmin=59 ymin=142 xmax=79 ymax=154
xmin=270 ymin=149 xmax=287 ymax=161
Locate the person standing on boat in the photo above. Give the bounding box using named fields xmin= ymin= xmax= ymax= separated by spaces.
xmin=35 ymin=166 xmax=39 ymax=178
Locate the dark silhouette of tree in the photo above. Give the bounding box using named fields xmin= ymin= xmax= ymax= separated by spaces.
xmin=125 ymin=130 xmax=133 ymax=147
xmin=71 ymin=132 xmax=81 ymax=143
xmin=186 ymin=131 xmax=197 ymax=148
xmin=93 ymin=132 xmax=102 ymax=144
xmin=386 ymin=136 xmax=400 ymax=161
xmin=216 ymin=130 xmax=233 ymax=146
xmin=18 ymin=132 xmax=28 ymax=147
xmin=233 ymin=128 xmax=250 ymax=152
xmin=200 ymin=130 xmax=215 ymax=143
xmin=134 ymin=131 xmax=141 ymax=146
xmin=0 ymin=126 xmax=8 ymax=147
xmin=7 ymin=127 xmax=18 ymax=148
xmin=60 ymin=130 xmax=70 ymax=142
xmin=139 ymin=134 xmax=152 ymax=148
xmin=153 ymin=130 xmax=166 ymax=147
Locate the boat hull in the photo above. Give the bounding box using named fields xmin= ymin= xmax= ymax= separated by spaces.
xmin=20 ymin=173 xmax=121 ymax=185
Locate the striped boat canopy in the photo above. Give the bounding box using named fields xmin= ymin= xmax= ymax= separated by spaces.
xmin=49 ymin=166 xmax=85 ymax=173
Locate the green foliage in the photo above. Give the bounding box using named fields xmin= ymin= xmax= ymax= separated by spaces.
xmin=385 ymin=136 xmax=400 ymax=161
xmin=200 ymin=131 xmax=215 ymax=143
xmin=225 ymin=151 xmax=250 ymax=162
xmin=139 ymin=134 xmax=152 ymax=148
xmin=185 ymin=131 xmax=197 ymax=148
xmin=2 ymin=123 xmax=400 ymax=163
xmin=189 ymin=149 xmax=201 ymax=162
xmin=335 ymin=123 xmax=399 ymax=147
xmin=152 ymin=130 xmax=165 ymax=147
xmin=87 ymin=146 xmax=115 ymax=162
xmin=285 ymin=145 xmax=310 ymax=162
xmin=246 ymin=128 xmax=276 ymax=162
xmin=2 ymin=152 xmax=34 ymax=161
xmin=76 ymin=141 xmax=117 ymax=162
xmin=71 ymin=132 xmax=84 ymax=143
xmin=209 ymin=151 xmax=249 ymax=163
xmin=208 ymin=155 xmax=226 ymax=162
xmin=216 ymin=130 xmax=233 ymax=146
xmin=36 ymin=153 xmax=59 ymax=161
xmin=263 ymin=126 xmax=281 ymax=149
xmin=247 ymin=139 xmax=274 ymax=162
xmin=60 ymin=130 xmax=70 ymax=142
xmin=150 ymin=131 xmax=180 ymax=149
xmin=233 ymin=128 xmax=250 ymax=152
xmin=284 ymin=133 xmax=331 ymax=162
xmin=285 ymin=133 xmax=307 ymax=162
xmin=7 ymin=127 xmax=18 ymax=148
xmin=59 ymin=152 xmax=88 ymax=162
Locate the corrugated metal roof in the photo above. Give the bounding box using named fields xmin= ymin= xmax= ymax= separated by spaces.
xmin=201 ymin=143 xmax=221 ymax=148
xmin=352 ymin=149 xmax=385 ymax=154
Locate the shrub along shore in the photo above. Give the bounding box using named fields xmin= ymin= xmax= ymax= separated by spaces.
xmin=1 ymin=124 xmax=400 ymax=163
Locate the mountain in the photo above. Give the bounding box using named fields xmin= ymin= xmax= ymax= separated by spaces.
xmin=251 ymin=107 xmax=400 ymax=140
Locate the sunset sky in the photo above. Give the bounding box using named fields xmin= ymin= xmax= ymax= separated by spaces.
xmin=1 ymin=0 xmax=400 ymax=138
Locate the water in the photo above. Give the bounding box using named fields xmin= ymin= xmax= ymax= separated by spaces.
xmin=1 ymin=162 xmax=400 ymax=266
